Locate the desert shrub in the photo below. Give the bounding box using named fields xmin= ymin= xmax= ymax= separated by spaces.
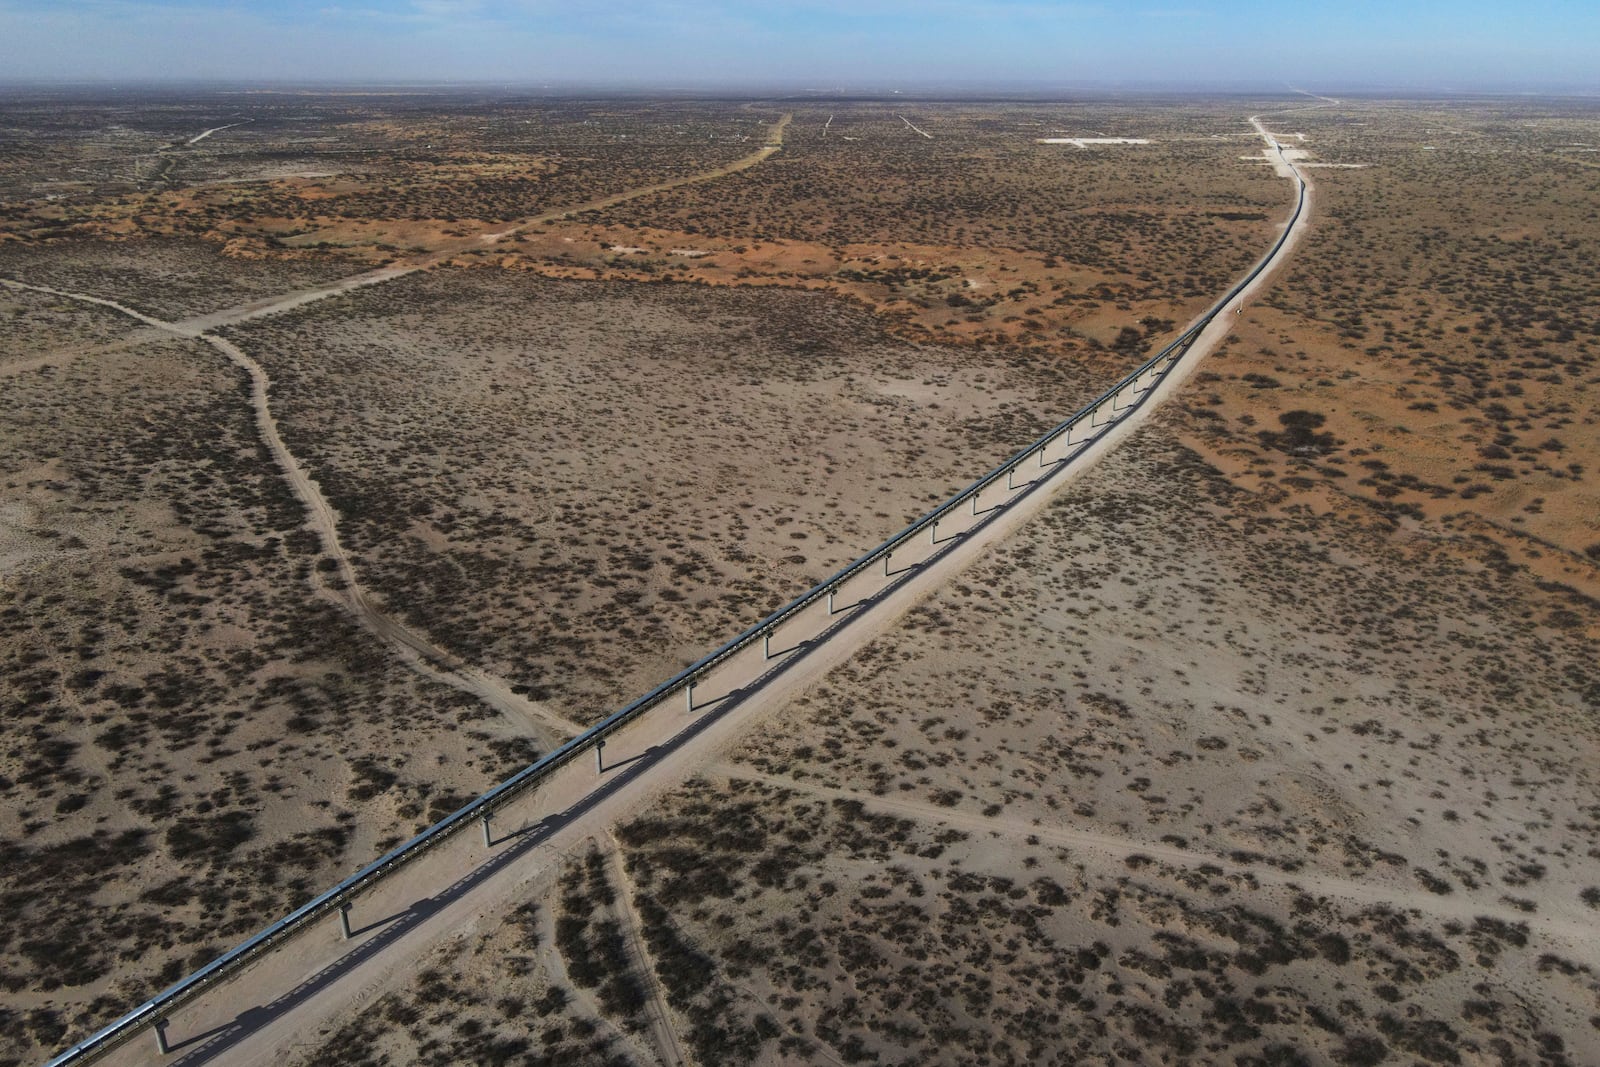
xmin=1335 ymin=1035 xmax=1388 ymax=1067
xmin=1257 ymin=409 xmax=1338 ymax=456
xmin=164 ymin=812 xmax=255 ymax=862
xmin=1316 ymin=932 xmax=1351 ymax=965
xmin=1376 ymin=1013 xmax=1461 ymax=1065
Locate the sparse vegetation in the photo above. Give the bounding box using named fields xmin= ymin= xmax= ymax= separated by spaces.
xmin=4 ymin=89 xmax=1598 ymax=1067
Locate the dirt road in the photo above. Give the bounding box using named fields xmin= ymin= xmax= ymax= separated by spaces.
xmin=0 ymin=274 xmax=575 ymax=745
xmin=603 ymin=837 xmax=687 ymax=1067
xmin=898 ymin=114 xmax=933 ymax=139
xmin=183 ymin=121 xmax=252 ymax=147
xmin=202 ymin=333 xmax=578 ymax=744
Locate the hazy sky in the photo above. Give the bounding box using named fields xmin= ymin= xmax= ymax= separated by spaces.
xmin=2 ymin=0 xmax=1596 ymax=90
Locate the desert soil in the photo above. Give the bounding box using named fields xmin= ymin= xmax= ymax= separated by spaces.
xmin=5 ymin=91 xmax=1597 ymax=1067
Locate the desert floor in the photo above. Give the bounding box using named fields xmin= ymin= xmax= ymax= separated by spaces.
xmin=3 ymin=92 xmax=1598 ymax=1066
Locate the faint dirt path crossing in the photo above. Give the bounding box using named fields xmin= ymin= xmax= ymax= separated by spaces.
xmin=531 ymin=889 xmax=640 ymax=1057
xmin=202 ymin=334 xmax=578 ymax=744
xmin=718 ymin=768 xmax=1600 ymax=950
xmin=604 ymin=828 xmax=848 ymax=1067
xmin=603 ymin=835 xmax=686 ymax=1067
xmin=0 ymin=277 xmax=191 ymax=332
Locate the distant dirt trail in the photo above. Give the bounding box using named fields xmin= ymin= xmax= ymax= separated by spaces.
xmin=183 ymin=120 xmax=252 ymax=147
xmin=175 ymin=111 xmax=793 ymax=334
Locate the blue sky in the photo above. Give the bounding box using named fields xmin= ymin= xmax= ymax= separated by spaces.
xmin=2 ymin=1 xmax=1595 ymax=89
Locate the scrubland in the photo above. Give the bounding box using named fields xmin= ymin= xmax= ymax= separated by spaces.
xmin=222 ymin=269 xmax=1093 ymax=719
xmin=4 ymin=89 xmax=1598 ymax=1067
xmin=1176 ymin=99 xmax=1600 ymax=589
xmin=0 ymin=91 xmax=759 ymax=256
xmin=0 ymin=292 xmax=540 ymax=1060
xmin=478 ymin=101 xmax=1289 ymax=358
xmin=318 ymin=420 xmax=1599 ymax=1066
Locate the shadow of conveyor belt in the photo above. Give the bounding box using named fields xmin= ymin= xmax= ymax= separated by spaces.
xmin=164 ymin=809 xmax=557 ymax=1065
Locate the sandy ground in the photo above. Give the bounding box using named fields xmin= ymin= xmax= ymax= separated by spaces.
xmin=686 ymin=413 xmax=1600 ymax=1062
xmin=2 ymin=107 xmax=808 ymax=1065
xmin=0 ymin=299 xmax=546 ymax=1062
xmin=0 ymin=276 xmax=574 ymax=747
xmin=279 ymin=410 xmax=1599 ymax=1064
xmin=217 ymin=269 xmax=1097 ymax=721
xmin=1037 ymin=138 xmax=1152 ymax=147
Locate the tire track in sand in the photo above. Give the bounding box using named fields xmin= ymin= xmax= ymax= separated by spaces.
xmin=203 ymin=334 xmax=578 ymax=744
xmin=602 ymin=834 xmax=687 ymax=1067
